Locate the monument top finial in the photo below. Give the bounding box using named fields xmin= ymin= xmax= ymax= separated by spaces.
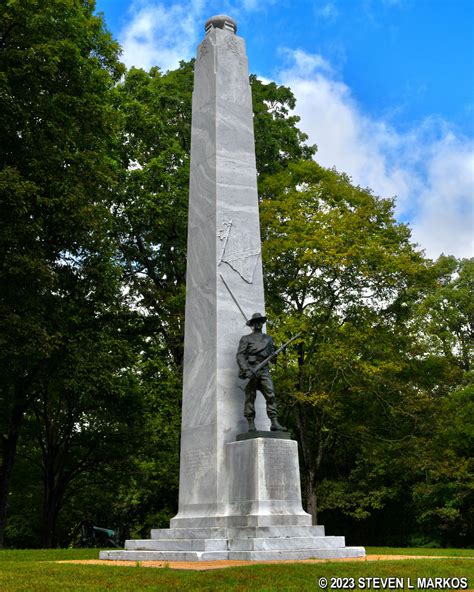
xmin=205 ymin=15 xmax=237 ymax=34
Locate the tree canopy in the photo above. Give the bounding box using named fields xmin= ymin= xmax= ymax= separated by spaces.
xmin=0 ymin=0 xmax=130 ymax=547
xmin=259 ymin=160 xmax=472 ymax=545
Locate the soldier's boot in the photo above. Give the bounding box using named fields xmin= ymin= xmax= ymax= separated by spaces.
xmin=270 ymin=418 xmax=287 ymax=432
xmin=247 ymin=419 xmax=257 ymax=432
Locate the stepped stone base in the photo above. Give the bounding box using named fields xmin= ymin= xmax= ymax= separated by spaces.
xmin=99 ymin=524 xmax=365 ymax=561
xmin=169 ymin=513 xmax=313 ymax=529
xmin=100 ymin=438 xmax=365 ymax=562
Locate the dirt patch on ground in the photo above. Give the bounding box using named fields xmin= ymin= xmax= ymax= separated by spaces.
xmin=57 ymin=555 xmax=466 ymax=571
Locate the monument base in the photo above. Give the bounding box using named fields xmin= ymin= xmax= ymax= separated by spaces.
xmin=100 ymin=438 xmax=365 ymax=561
xmin=99 ymin=523 xmax=365 ymax=561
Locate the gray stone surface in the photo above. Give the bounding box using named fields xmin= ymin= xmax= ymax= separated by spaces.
xmin=149 ymin=525 xmax=326 ymax=539
xmin=228 ymin=548 xmax=366 ymax=561
xmin=99 ymin=550 xmax=230 ymax=562
xmin=125 ymin=538 xmax=228 ymax=551
xmin=101 ymin=435 xmax=364 ymax=561
xmin=150 ymin=527 xmax=228 ymax=539
xmin=227 ymin=525 xmax=326 ymax=538
xmin=205 ymin=14 xmax=237 ymax=33
xmin=228 ymin=536 xmax=345 ymax=551
xmin=99 ymin=15 xmax=366 ymax=563
xmin=225 ymin=438 xmax=312 ymax=522
xmin=169 ymin=513 xmax=313 ymax=529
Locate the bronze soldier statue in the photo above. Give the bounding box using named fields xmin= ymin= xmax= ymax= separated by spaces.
xmin=236 ymin=312 xmax=287 ymax=432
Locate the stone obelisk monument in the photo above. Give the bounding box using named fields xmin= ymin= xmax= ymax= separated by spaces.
xmin=100 ymin=15 xmax=364 ymax=561
xmin=174 ymin=13 xmax=270 ymax=525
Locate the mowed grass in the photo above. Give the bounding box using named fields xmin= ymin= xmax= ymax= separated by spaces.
xmin=0 ymin=548 xmax=472 ymax=592
xmin=367 ymin=547 xmax=474 ymax=557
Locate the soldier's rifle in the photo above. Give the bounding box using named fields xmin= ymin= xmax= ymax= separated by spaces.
xmin=249 ymin=331 xmax=302 ymax=376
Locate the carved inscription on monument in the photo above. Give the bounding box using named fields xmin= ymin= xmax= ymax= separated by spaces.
xmin=181 ymin=447 xmax=214 ymax=479
xmin=225 ymin=33 xmax=240 ymax=58
xmin=199 ymin=41 xmax=210 ymax=60
xmin=262 ymin=441 xmax=298 ymax=500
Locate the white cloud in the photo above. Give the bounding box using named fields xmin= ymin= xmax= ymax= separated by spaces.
xmin=277 ymin=49 xmax=474 ymax=260
xmin=280 ymin=48 xmax=333 ymax=76
xmin=119 ymin=0 xmax=275 ymax=71
xmin=411 ymin=135 xmax=474 ymax=259
xmin=119 ymin=1 xmax=202 ymax=71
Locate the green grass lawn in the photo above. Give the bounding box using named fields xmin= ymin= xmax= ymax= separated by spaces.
xmin=0 ymin=548 xmax=472 ymax=592
xmin=367 ymin=547 xmax=474 ymax=557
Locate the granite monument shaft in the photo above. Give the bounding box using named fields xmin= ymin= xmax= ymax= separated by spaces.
xmin=176 ymin=14 xmax=270 ymax=525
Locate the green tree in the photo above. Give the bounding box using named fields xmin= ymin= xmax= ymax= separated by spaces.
xmin=411 ymin=380 xmax=474 ymax=547
xmin=417 ymin=256 xmax=472 ymax=375
xmin=409 ymin=257 xmax=473 ymax=546
xmin=114 ymin=63 xmax=193 ymax=369
xmin=28 ymin=304 xmax=140 ymax=547
xmin=259 ymin=159 xmax=435 ymax=530
xmin=250 ymin=75 xmax=316 ymax=176
xmin=0 ymin=0 xmax=124 ymax=546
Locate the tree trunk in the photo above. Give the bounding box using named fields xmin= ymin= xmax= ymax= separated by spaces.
xmin=0 ymin=434 xmax=18 ymax=548
xmin=38 ymin=407 xmax=70 ymax=548
xmin=41 ymin=487 xmax=61 ymax=548
xmin=41 ymin=462 xmax=60 ymax=548
xmin=295 ymin=405 xmax=317 ymax=523
xmin=40 ymin=447 xmax=72 ymax=548
xmin=294 ymin=404 xmax=325 ymax=527
xmin=0 ymin=397 xmax=29 ymax=548
xmin=305 ymin=467 xmax=318 ymax=525
xmin=294 ymin=345 xmax=325 ymax=527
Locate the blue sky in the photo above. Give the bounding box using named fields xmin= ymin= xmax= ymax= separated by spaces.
xmin=95 ymin=0 xmax=474 ymax=259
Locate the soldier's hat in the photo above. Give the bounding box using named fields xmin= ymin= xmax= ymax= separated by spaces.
xmin=246 ymin=312 xmax=267 ymax=326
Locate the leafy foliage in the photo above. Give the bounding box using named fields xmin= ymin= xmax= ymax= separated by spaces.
xmin=259 ymin=160 xmax=473 ymax=545
xmin=0 ymin=0 xmax=131 ymax=547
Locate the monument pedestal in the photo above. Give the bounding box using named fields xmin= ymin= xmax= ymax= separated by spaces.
xmin=100 ymin=436 xmax=365 ymax=561
xmin=225 ymin=436 xmax=312 ymax=523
